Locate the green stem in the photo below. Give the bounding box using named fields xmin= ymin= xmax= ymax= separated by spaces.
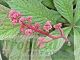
xmin=22 ymin=40 xmax=28 ymax=53
xmin=29 ymin=38 xmax=33 ymax=60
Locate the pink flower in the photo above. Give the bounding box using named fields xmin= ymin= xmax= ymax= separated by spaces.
xmin=53 ymin=23 xmax=62 ymax=29
xmin=43 ymin=21 xmax=52 ymax=32
xmin=9 ymin=10 xmax=21 ymax=19
xmin=20 ymin=24 xmax=25 ymax=32
xmin=19 ymin=17 xmax=26 ymax=24
xmin=37 ymin=37 xmax=46 ymax=48
xmin=11 ymin=19 xmax=18 ymax=25
xmin=20 ymin=27 xmax=24 ymax=33
xmin=26 ymin=16 xmax=32 ymax=23
xmin=25 ymin=29 xmax=33 ymax=36
xmin=34 ymin=22 xmax=40 ymax=29
xmin=9 ymin=10 xmax=21 ymax=25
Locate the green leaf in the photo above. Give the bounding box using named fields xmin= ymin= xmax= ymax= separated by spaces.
xmin=9 ymin=47 xmax=29 ymax=60
xmin=42 ymin=0 xmax=55 ymax=9
xmin=74 ymin=28 xmax=80 ymax=60
xmin=74 ymin=28 xmax=80 ymax=50
xmin=0 ymin=0 xmax=10 ymax=8
xmin=74 ymin=0 xmax=80 ymax=23
xmin=51 ymin=44 xmax=74 ymax=60
xmin=6 ymin=0 xmax=61 ymax=24
xmin=51 ymin=30 xmax=74 ymax=60
xmin=74 ymin=48 xmax=80 ymax=60
xmin=2 ymin=37 xmax=30 ymax=60
xmin=0 ymin=53 xmax=2 ymax=60
xmin=39 ymin=27 xmax=71 ymax=56
xmin=0 ymin=4 xmax=19 ymax=40
xmin=54 ymin=0 xmax=73 ymax=23
xmin=75 ymin=20 xmax=80 ymax=27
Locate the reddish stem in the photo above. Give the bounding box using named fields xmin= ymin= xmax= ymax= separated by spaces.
xmin=22 ymin=23 xmax=63 ymax=39
xmin=59 ymin=28 xmax=68 ymax=42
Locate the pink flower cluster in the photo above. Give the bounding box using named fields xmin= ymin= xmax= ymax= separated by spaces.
xmin=9 ymin=10 xmax=33 ymax=35
xmin=9 ymin=10 xmax=68 ymax=48
xmin=9 ymin=10 xmax=21 ymax=25
xmin=43 ymin=21 xmax=52 ymax=32
xmin=9 ymin=10 xmax=32 ymax=25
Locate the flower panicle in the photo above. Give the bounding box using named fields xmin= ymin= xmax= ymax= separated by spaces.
xmin=9 ymin=10 xmax=68 ymax=48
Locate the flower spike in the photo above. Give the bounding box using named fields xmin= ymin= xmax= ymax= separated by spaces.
xmin=9 ymin=10 xmax=68 ymax=48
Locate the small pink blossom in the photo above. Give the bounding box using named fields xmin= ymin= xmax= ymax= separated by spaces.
xmin=53 ymin=23 xmax=62 ymax=29
xmin=43 ymin=21 xmax=52 ymax=32
xmin=26 ymin=16 xmax=32 ymax=22
xmin=20 ymin=27 xmax=24 ymax=33
xmin=37 ymin=37 xmax=46 ymax=48
xmin=9 ymin=10 xmax=21 ymax=19
xmin=25 ymin=29 xmax=33 ymax=36
xmin=11 ymin=19 xmax=18 ymax=25
xmin=12 ymin=13 xmax=20 ymax=19
xmin=19 ymin=17 xmax=26 ymax=24
xmin=34 ymin=22 xmax=40 ymax=29
xmin=20 ymin=25 xmax=25 ymax=32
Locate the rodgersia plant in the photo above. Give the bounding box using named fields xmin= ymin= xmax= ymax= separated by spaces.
xmin=9 ymin=10 xmax=68 ymax=48
xmin=1 ymin=0 xmax=80 ymax=60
